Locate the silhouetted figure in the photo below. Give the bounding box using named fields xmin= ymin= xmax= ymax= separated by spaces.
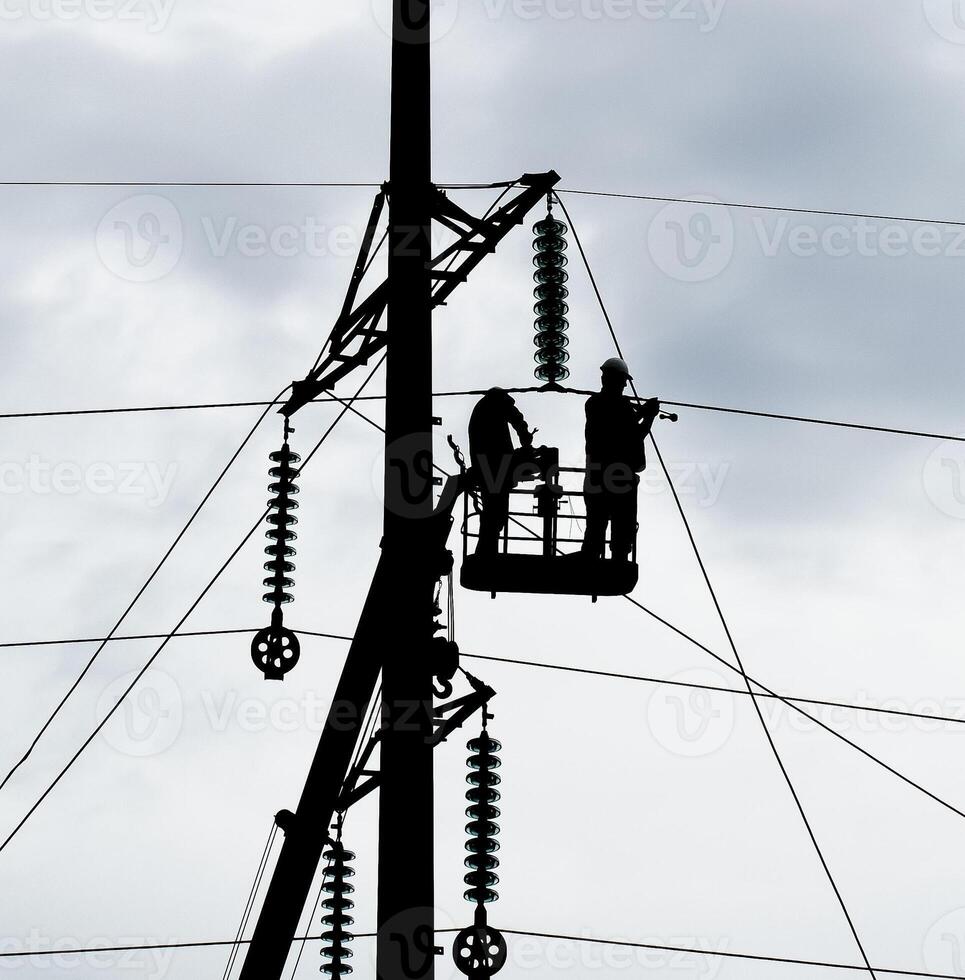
xmin=580 ymin=358 xmax=659 ymax=562
xmin=468 ymin=388 xmax=534 ymax=556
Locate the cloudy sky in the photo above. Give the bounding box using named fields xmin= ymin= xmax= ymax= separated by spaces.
xmin=4 ymin=1 xmax=965 ymax=978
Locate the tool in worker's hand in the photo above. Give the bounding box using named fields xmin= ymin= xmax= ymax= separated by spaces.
xmin=633 ymin=397 xmax=677 ymax=423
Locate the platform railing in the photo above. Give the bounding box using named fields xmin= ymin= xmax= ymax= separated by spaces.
xmin=461 ymin=466 xmax=637 ymax=563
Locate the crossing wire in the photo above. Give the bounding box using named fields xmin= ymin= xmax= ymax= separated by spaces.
xmin=562 ymin=195 xmax=877 ymax=979
xmin=321 ymin=397 xmax=965 ymax=825
xmin=623 ymin=593 xmax=965 ymax=823
xmin=6 ymin=625 xmax=965 ymax=728
xmin=556 ymin=188 xmax=965 ymax=229
xmin=5 ymin=177 xmax=965 ymax=230
xmin=6 ymin=391 xmax=961 ymax=447
xmin=7 ymin=180 xmax=960 ymax=962
xmin=0 ymin=627 xmax=353 ymax=650
xmin=0 ymin=357 xmax=385 ymax=856
xmin=0 ymin=928 xmax=963 ymax=980
xmin=0 ymin=181 xmax=382 ymax=187
xmin=460 ymin=652 xmax=965 ymax=728
xmin=544 ymin=195 xmax=965 ymax=818
xmin=652 ymin=434 xmax=878 ymax=979
xmin=0 ymin=384 xmax=292 ymax=794
xmin=5 ymin=624 xmax=965 ymax=733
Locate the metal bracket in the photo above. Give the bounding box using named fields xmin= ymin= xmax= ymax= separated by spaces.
xmin=336 ymin=674 xmax=496 ymax=811
xmin=281 ymin=171 xmax=561 ymax=416
xmin=430 ymin=675 xmax=496 ymax=746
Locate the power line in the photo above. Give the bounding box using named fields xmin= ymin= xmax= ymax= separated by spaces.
xmin=0 ymin=395 xmax=384 ymax=419
xmin=286 ymin=391 xmax=965 ymax=831
xmin=662 ymin=400 xmax=965 ymax=444
xmin=0 ymin=512 xmax=265 ymax=854
xmin=0 ymin=627 xmax=353 ymax=650
xmin=0 ymin=181 xmax=382 ymax=188
xmin=566 ymin=192 xmax=877 ymax=977
xmin=462 ymin=652 xmax=965 ymax=728
xmin=555 ymin=195 xmax=626 ymax=362
xmin=332 ymin=397 xmax=965 ymax=838
xmin=0 ymin=384 xmax=291 ymax=794
xmin=651 ymin=434 xmax=878 ymax=979
xmin=4 ymin=624 xmax=963 ymax=730
xmin=558 ymin=187 xmax=965 ymax=230
xmin=5 ymin=177 xmax=965 ymax=230
xmin=319 ymin=398 xmax=965 ymax=823
xmin=0 ymin=934 xmax=374 ymax=959
xmin=625 ymin=591 xmax=965 ymax=824
xmin=0 ymin=180 xmax=513 ymax=189
xmin=499 ymin=930 xmax=964 ymax=980
xmin=0 ymin=359 xmax=384 ymax=856
xmin=1 ymin=928 xmax=961 ymax=979
xmin=6 ymin=390 xmax=961 ymax=448
xmin=558 ymin=193 xmax=965 ymax=829
xmin=7 ymin=367 xmax=947 ymax=902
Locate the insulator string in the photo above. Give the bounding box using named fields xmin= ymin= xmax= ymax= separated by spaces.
xmin=250 ymin=420 xmax=303 ymax=679
xmin=463 ymin=732 xmax=502 ymax=905
xmin=320 ymin=824 xmax=356 ymax=978
xmin=532 ymin=194 xmax=571 ymax=387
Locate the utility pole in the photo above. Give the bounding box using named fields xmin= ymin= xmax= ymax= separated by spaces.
xmin=237 ymin=4 xmax=435 ymax=979
xmin=378 ymin=2 xmax=436 ymax=980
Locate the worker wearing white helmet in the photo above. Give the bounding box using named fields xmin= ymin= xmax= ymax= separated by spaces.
xmin=580 ymin=358 xmax=660 ymax=562
xmin=600 ymin=356 xmax=633 ymax=379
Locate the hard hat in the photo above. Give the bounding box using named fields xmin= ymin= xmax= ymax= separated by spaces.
xmin=484 ymin=386 xmax=513 ymax=401
xmin=600 ymin=357 xmax=632 ymax=380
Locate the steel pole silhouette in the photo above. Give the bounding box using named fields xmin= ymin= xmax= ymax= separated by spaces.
xmin=378 ymin=3 xmax=436 ymax=980
xmin=237 ymin=4 xmax=435 ymax=979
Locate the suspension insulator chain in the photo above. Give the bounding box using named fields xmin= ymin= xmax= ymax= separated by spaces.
xmin=532 ymin=194 xmax=570 ymax=390
xmin=453 ymin=728 xmax=507 ymax=980
xmin=320 ymin=840 xmax=356 ymax=977
xmin=250 ymin=422 xmax=302 ymax=680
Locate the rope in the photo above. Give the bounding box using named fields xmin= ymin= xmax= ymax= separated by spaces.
xmin=223 ymin=822 xmax=279 ymax=980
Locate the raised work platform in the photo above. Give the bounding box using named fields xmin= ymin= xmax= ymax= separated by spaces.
xmin=461 ymin=553 xmax=638 ymax=598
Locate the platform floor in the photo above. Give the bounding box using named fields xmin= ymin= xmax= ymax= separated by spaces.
xmin=461 ymin=552 xmax=638 ymax=597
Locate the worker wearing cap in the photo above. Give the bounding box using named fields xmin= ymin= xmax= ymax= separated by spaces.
xmin=468 ymin=387 xmax=535 ymax=556
xmin=580 ymin=358 xmax=659 ymax=562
